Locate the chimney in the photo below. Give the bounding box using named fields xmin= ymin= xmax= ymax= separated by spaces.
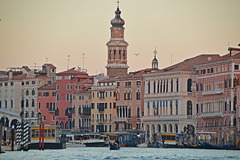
xmin=8 ymin=70 xmax=13 ymax=80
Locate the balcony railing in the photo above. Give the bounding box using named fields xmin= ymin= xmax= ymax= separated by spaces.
xmin=114 ymin=117 xmax=128 ymax=122
xmin=201 ymin=111 xmax=223 ymax=118
xmin=202 ymin=88 xmax=223 ymax=95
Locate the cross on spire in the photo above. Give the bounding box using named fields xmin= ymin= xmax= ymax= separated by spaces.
xmin=117 ymin=0 xmax=120 ymax=7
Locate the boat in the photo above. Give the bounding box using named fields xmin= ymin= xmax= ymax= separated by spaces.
xmin=28 ymin=124 xmax=66 ymax=150
xmin=109 ymin=142 xmax=120 ymax=150
xmin=76 ymin=134 xmax=107 ymax=147
xmin=65 ymin=134 xmax=85 ymax=148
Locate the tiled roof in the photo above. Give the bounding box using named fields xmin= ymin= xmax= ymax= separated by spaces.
xmin=98 ymin=78 xmax=116 ymax=83
xmin=118 ymin=68 xmax=158 ymax=79
xmin=36 ymin=74 xmax=48 ymax=79
xmin=38 ymin=82 xmax=56 ymax=90
xmin=156 ymin=54 xmax=220 ymax=73
xmin=80 ymin=78 xmax=93 ymax=84
xmin=0 ymin=74 xmax=28 ymax=81
xmin=44 ymin=63 xmax=56 ymax=69
xmin=196 ymin=52 xmax=240 ymax=65
xmin=57 ymin=69 xmax=88 ymax=76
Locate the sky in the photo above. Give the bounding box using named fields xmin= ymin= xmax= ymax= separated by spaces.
xmin=0 ymin=0 xmax=240 ymax=75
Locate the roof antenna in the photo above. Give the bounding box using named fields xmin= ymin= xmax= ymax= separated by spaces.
xmin=46 ymin=57 xmax=48 ymax=63
xmin=82 ymin=53 xmax=85 ymax=70
xmin=67 ymin=55 xmax=70 ymax=70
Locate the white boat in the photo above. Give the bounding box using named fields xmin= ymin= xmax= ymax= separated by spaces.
xmin=76 ymin=134 xmax=107 ymax=147
xmin=66 ymin=134 xmax=85 ymax=148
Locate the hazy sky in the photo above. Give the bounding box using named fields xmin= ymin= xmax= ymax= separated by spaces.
xmin=0 ymin=0 xmax=240 ymax=75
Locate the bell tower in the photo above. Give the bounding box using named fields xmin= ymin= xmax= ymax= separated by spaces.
xmin=106 ymin=3 xmax=129 ymax=78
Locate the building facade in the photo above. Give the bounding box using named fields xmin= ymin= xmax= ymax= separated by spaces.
xmin=72 ymin=87 xmax=92 ymax=132
xmin=195 ymin=46 xmax=240 ymax=145
xmin=37 ymin=83 xmax=56 ymax=125
xmin=91 ymin=77 xmax=117 ymax=133
xmin=115 ymin=69 xmax=157 ymax=132
xmin=142 ymin=54 xmax=219 ymax=143
xmin=55 ymin=69 xmax=90 ymax=130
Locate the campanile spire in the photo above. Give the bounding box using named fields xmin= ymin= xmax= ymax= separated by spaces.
xmin=106 ymin=4 xmax=129 ymax=78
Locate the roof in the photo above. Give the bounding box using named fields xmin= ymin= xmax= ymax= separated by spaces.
xmin=156 ymin=54 xmax=220 ymax=73
xmin=0 ymin=74 xmax=28 ymax=81
xmin=80 ymin=78 xmax=93 ymax=84
xmin=44 ymin=63 xmax=56 ymax=69
xmin=22 ymin=66 xmax=31 ymax=72
xmin=118 ymin=68 xmax=158 ymax=79
xmin=36 ymin=74 xmax=48 ymax=79
xmin=196 ymin=52 xmax=240 ymax=66
xmin=98 ymin=78 xmax=116 ymax=83
xmin=38 ymin=82 xmax=56 ymax=90
xmin=57 ymin=69 xmax=88 ymax=76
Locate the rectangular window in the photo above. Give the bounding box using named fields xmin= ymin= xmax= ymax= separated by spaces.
xmin=57 ymin=76 xmax=62 ymax=80
xmin=234 ymin=65 xmax=239 ymax=70
xmin=211 ymin=68 xmax=214 ymax=73
xmin=56 ymin=94 xmax=59 ymax=101
xmin=38 ymin=92 xmax=42 ymax=97
xmin=117 ymin=82 xmax=120 ymax=87
xmin=207 ymin=68 xmax=210 ymax=74
xmin=196 ymin=104 xmax=199 ymax=113
xmin=136 ymin=81 xmax=141 ymax=86
xmin=196 ymin=70 xmax=199 ymax=75
xmin=67 ymin=85 xmax=69 ymax=90
xmin=52 ymin=92 xmax=56 ymax=97
xmin=57 ymin=85 xmax=60 ymax=90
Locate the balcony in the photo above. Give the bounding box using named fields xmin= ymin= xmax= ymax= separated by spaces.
xmin=142 ymin=115 xmax=183 ymax=122
xmin=202 ymin=89 xmax=223 ymax=96
xmin=114 ymin=117 xmax=128 ymax=122
xmin=201 ymin=111 xmax=223 ymax=118
xmin=96 ymin=119 xmax=105 ymax=124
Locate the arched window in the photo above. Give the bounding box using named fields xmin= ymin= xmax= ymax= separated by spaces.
xmin=25 ymin=111 xmax=29 ymax=118
xmin=114 ymin=50 xmax=116 ymax=60
xmin=148 ymin=81 xmax=150 ymax=94
xmin=32 ymin=99 xmax=35 ymax=107
xmin=175 ymin=124 xmax=178 ymax=133
xmin=169 ymin=124 xmax=172 ymax=133
xmin=171 ymin=79 xmax=173 ymax=92
xmin=119 ymin=50 xmax=121 ymax=60
xmin=187 ymin=79 xmax=192 ymax=92
xmin=65 ymin=121 xmax=68 ymax=129
xmin=157 ymin=124 xmax=161 ymax=133
xmin=153 ymin=81 xmax=156 ymax=93
xmin=26 ymin=89 xmax=29 ymax=96
xmin=176 ymin=79 xmax=179 ymax=92
xmin=31 ymin=111 xmax=34 ymax=117
xmin=60 ymin=121 xmax=64 ymax=129
xmin=32 ymin=90 xmax=35 ymax=95
xmin=56 ymin=121 xmax=59 ymax=126
xmin=26 ymin=99 xmax=29 ymax=107
xmin=163 ymin=124 xmax=167 ymax=132
xmin=187 ymin=101 xmax=192 ymax=115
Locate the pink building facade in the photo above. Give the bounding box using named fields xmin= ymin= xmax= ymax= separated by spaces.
xmin=37 ymin=83 xmax=56 ymax=125
xmin=55 ymin=69 xmax=89 ymax=130
xmin=195 ymin=46 xmax=240 ymax=145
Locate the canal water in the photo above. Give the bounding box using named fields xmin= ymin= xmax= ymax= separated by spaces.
xmin=1 ymin=147 xmax=240 ymax=160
